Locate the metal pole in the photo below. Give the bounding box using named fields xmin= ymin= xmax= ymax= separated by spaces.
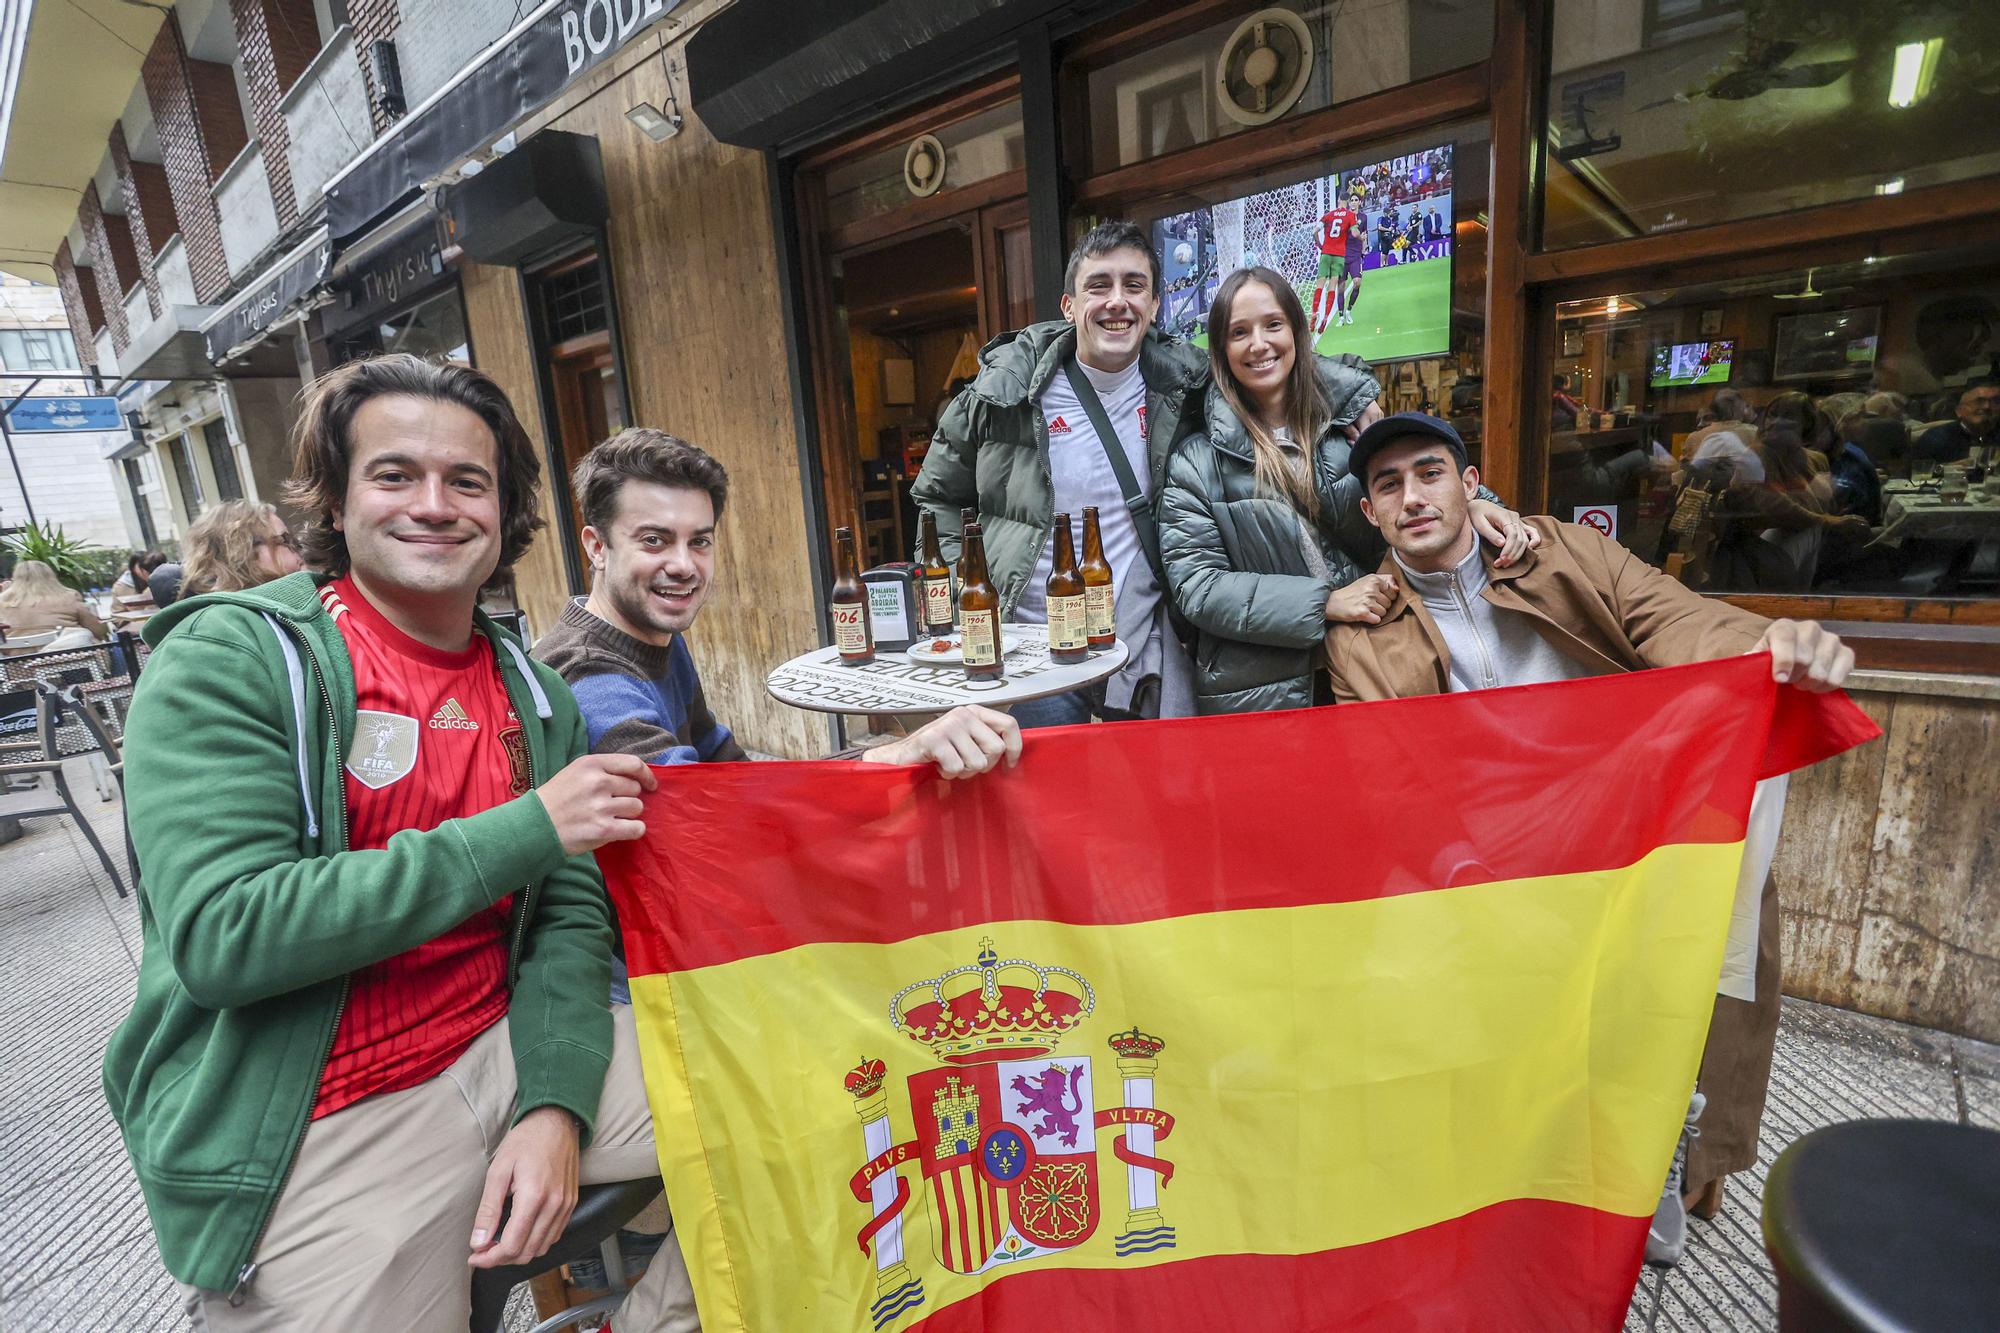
xmin=0 ymin=410 xmax=37 ymax=527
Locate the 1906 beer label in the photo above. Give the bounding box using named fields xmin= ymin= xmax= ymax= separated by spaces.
xmin=1048 ymin=594 xmax=1088 ymax=654
xmin=960 ymin=610 xmax=999 ymax=666
xmin=923 ymin=577 xmax=953 ymax=629
xmin=833 ymin=604 xmax=869 ymax=654
xmin=1084 ymin=585 xmax=1115 ymax=640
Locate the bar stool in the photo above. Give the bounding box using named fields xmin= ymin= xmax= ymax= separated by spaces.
xmin=1763 ymin=1118 xmax=2000 ymax=1331
xmin=467 ymin=1175 xmax=665 ymax=1333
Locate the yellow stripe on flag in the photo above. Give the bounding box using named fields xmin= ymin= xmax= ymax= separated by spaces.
xmin=628 ymin=840 xmax=1742 ymax=1331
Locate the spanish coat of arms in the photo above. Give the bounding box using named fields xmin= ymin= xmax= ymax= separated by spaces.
xmin=841 ymin=940 xmax=1176 ymax=1327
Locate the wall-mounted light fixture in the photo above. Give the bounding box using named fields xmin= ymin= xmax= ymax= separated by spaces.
xmin=627 ymin=38 xmax=686 ymax=142
xmin=1887 ymin=38 xmax=1941 ymax=109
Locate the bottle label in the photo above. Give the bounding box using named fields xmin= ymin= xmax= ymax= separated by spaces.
xmin=1085 ymin=584 xmax=1116 ymax=638
xmin=961 ymin=610 xmax=999 ymax=666
xmin=1048 ymin=594 xmax=1088 ymax=653
xmin=923 ymin=577 xmax=953 ymax=628
xmin=833 ymin=603 xmax=869 ymax=654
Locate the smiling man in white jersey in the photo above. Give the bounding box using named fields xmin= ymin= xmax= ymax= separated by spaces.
xmin=912 ymin=221 xmax=1211 ymax=725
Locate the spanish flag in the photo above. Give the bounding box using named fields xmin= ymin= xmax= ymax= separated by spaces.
xmin=600 ymin=657 xmax=1876 ymax=1332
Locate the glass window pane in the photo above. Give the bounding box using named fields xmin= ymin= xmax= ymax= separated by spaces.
xmin=822 ymin=102 xmax=1025 ymax=232
xmin=1130 ymin=123 xmax=1490 ymax=470
xmin=1543 ymin=1 xmax=2000 ymax=249
xmin=1544 ymin=247 xmax=2000 ymax=599
xmin=1084 ymin=0 xmax=1493 ymax=175
xmin=203 ymin=418 xmax=243 ymax=503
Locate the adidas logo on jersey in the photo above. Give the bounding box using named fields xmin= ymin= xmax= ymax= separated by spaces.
xmin=429 ymin=698 xmax=479 ymax=731
xmin=1048 ymin=415 xmax=1072 ymax=435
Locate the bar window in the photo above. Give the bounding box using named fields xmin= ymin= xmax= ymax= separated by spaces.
xmin=1083 ymin=0 xmax=1493 ymax=175
xmin=1544 ymin=249 xmax=2000 ymax=600
xmin=1543 ymin=1 xmax=2000 ymax=250
xmin=1131 ymin=122 xmax=1489 ymax=461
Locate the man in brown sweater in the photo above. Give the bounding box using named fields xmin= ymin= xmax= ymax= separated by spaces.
xmin=1324 ymin=413 xmax=1854 ymax=1268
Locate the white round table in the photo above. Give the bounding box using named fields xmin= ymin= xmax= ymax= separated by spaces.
xmin=765 ymin=624 xmax=1129 ymax=716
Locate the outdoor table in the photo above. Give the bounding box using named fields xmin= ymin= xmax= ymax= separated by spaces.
xmin=765 ymin=623 xmax=1129 ymax=717
xmin=1763 ymin=1118 xmax=2000 ymax=1331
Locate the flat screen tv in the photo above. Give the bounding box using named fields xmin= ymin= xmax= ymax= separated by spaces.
xmin=1150 ymin=142 xmax=1454 ymax=362
xmin=1649 ymin=340 xmax=1735 ymax=388
xmin=1773 ymin=308 xmax=1881 ymax=382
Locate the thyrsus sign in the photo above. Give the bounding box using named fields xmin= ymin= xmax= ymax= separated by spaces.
xmin=560 ymin=0 xmax=672 ymax=75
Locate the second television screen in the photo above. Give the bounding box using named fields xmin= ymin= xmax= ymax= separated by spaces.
xmin=1151 ymin=142 xmax=1454 ymax=363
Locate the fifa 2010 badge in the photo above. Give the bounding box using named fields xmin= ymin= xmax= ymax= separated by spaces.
xmin=347 ymin=711 xmax=418 ymax=789
xmin=841 ymin=941 xmax=1176 ymax=1327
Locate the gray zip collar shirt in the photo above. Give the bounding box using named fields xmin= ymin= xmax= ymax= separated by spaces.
xmin=1391 ymin=540 xmax=1598 ymax=692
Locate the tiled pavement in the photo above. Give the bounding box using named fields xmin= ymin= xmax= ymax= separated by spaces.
xmin=2 ymin=768 xmax=1995 ymax=1331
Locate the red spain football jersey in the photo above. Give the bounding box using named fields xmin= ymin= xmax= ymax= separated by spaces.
xmin=313 ymin=576 xmax=531 ymax=1119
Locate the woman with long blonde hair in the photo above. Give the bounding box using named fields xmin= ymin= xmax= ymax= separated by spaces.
xmin=1158 ymin=265 xmax=1532 ymax=712
xmin=0 ymin=558 xmax=106 ymax=650
xmin=179 ymin=500 xmax=303 ymax=595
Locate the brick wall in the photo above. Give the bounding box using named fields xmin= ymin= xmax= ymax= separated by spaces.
xmin=344 ymin=0 xmax=403 ymax=134
xmin=108 ymin=123 xmax=166 ymax=320
xmin=52 ymin=243 xmax=100 ymax=371
xmin=78 ymin=183 xmax=137 ymax=353
xmin=141 ymin=17 xmax=232 ymax=302
xmin=230 ymin=0 xmax=319 ymax=230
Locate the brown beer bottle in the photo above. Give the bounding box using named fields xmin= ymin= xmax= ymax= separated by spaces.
xmin=953 ymin=507 xmax=977 ymax=629
xmin=1045 ymin=512 xmax=1089 ymax=665
xmin=957 ymin=522 xmax=1003 ymax=681
xmin=831 ymin=526 xmax=874 ymax=666
xmin=918 ymin=510 xmax=953 ymax=635
xmin=1079 ymin=506 xmax=1116 ymax=652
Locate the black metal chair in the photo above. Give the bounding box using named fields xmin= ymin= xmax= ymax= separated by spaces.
xmin=0 ymin=682 xmax=127 ymax=896
xmin=1763 ymin=1118 xmax=2000 ymax=1331
xmin=467 ymin=1175 xmax=665 ymax=1333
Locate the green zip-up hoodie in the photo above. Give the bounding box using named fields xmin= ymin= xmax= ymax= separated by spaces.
xmin=102 ymin=571 xmax=615 ymax=1296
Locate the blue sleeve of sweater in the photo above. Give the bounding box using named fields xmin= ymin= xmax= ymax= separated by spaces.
xmin=565 ymin=672 xmax=705 ymax=765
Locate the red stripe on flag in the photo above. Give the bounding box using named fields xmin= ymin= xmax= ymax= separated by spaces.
xmin=949 ymin=1167 xmax=974 ymax=1273
xmin=603 ymin=657 xmax=1875 ymax=976
xmin=930 ymin=1175 xmax=951 ymax=1270
xmin=906 ymin=1198 xmax=1647 ymax=1332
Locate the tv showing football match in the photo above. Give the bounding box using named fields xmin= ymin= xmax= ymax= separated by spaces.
xmin=1649 ymin=340 xmax=1735 ymax=388
xmin=1150 ymin=142 xmax=1455 ymax=363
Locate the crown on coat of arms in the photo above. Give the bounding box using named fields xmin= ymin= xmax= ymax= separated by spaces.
xmin=844 ymin=1058 xmax=887 ymax=1099
xmin=891 ymin=938 xmax=1096 ymax=1065
xmin=1107 ymin=1026 xmax=1164 ymax=1060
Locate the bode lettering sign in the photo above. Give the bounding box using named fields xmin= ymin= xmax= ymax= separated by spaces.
xmin=560 ymin=0 xmax=673 ymax=76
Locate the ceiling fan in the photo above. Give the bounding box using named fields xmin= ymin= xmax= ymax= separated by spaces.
xmin=1771 ymin=267 xmax=1850 ymax=301
xmin=1639 ymin=39 xmax=1854 ymax=110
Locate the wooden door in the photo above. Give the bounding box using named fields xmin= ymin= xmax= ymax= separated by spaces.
xmin=548 ymin=329 xmax=626 ymax=555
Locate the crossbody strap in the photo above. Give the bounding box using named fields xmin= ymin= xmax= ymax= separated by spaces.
xmin=1064 ymin=357 xmax=1169 ymax=588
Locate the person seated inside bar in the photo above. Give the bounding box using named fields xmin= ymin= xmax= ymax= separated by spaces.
xmin=910 ymin=220 xmax=1211 ymax=727
xmin=1911 ymin=380 xmax=2000 ymax=471
xmin=1322 ymin=411 xmax=1855 ymax=1269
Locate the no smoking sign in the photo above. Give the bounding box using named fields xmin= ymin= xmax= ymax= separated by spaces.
xmin=1573 ymin=505 xmax=1618 ymax=539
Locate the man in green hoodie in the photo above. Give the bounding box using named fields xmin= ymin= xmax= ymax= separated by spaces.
xmin=108 ymin=355 xmax=694 ymax=1329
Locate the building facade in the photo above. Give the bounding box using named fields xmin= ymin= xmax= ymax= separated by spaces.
xmin=4 ymin=0 xmax=1994 ymax=1039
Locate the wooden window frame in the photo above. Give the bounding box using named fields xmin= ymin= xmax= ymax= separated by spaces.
xmin=1508 ymin=0 xmax=2000 ymax=673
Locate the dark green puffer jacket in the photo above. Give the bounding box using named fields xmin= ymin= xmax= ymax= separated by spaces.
xmin=910 ymin=320 xmax=1209 ymax=614
xmin=1160 ymin=356 xmax=1506 ymax=714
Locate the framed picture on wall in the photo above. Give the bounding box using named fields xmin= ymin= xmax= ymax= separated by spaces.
xmin=1699 ymin=308 xmax=1724 ymax=336
xmin=1773 ymin=307 xmax=1881 ymax=382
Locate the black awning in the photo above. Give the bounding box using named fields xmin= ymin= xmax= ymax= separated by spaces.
xmin=686 ymin=0 xmax=1133 ymax=152
xmin=326 ymin=0 xmax=685 ymax=240
xmin=201 ymin=227 xmax=332 ymax=365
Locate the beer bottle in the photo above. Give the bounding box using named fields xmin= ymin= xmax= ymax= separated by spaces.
xmin=957 ymin=522 xmax=1003 ymax=681
xmin=831 ymin=526 xmax=874 ymax=666
xmin=1080 ymin=505 xmax=1116 ymax=652
xmin=918 ymin=510 xmax=953 ymax=636
xmin=1045 ymin=512 xmax=1089 ymax=665
xmin=954 ymin=507 xmax=977 ymax=629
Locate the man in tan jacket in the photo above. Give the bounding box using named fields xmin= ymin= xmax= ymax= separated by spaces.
xmin=1324 ymin=413 xmax=1854 ymax=1268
